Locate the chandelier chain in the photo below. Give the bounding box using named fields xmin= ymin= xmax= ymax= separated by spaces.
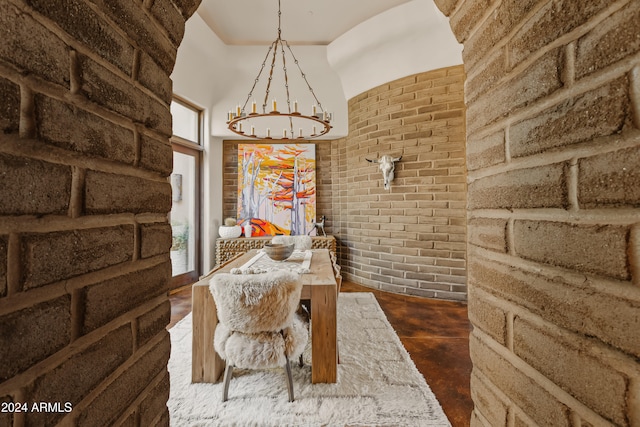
xmin=285 ymin=41 xmax=325 ymax=113
xmin=277 ymin=0 xmax=282 ymax=39
xmin=241 ymin=43 xmax=274 ymax=114
xmin=280 ymin=37 xmax=295 ymax=133
xmin=264 ymin=38 xmax=279 ymax=112
xmin=228 ymin=0 xmax=332 ymax=139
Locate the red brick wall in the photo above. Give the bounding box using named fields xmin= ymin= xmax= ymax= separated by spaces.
xmin=436 ymin=0 xmax=640 ymax=425
xmin=0 ymin=1 xmax=200 ymax=425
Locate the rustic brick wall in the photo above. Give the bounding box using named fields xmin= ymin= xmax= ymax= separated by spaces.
xmin=222 ymin=68 xmax=467 ymax=301
xmin=3 ymin=1 xmax=638 ymax=426
xmin=332 ymin=66 xmax=468 ymax=300
xmin=0 ymin=0 xmax=199 ymax=426
xmin=436 ymin=0 xmax=640 ymax=425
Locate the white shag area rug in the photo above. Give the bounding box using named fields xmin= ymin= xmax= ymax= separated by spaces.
xmin=168 ymin=292 xmax=451 ymax=426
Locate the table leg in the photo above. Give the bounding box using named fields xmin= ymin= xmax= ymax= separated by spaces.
xmin=192 ymin=284 xmax=225 ymax=383
xmin=311 ymin=284 xmax=337 ymax=383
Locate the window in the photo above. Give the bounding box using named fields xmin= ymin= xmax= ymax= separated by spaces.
xmin=171 ymin=100 xmax=201 ymax=143
xmin=169 ymin=97 xmax=203 ymax=289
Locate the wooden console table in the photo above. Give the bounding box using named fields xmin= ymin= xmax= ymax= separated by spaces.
xmin=215 ymin=235 xmax=336 ymax=265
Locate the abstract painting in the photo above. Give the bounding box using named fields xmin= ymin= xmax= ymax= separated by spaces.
xmin=237 ymin=144 xmax=316 ymax=236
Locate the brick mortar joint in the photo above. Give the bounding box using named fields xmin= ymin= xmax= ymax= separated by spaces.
xmin=57 ymin=328 xmax=169 ymax=424
xmin=464 ymin=0 xmax=629 ymax=80
xmin=468 ymin=245 xmax=640 ymax=304
xmin=0 ymin=16 xmax=170 ymax=116
xmin=467 ymin=50 xmax=640 ymax=141
xmin=567 ymin=157 xmax=579 ymax=212
xmin=506 ymin=218 xmax=515 ymax=256
xmin=630 ymin=65 xmax=640 ymax=129
xmin=470 ymin=327 xmax=616 ymax=426
xmin=66 ymin=82 xmax=170 ymax=139
xmin=71 ymin=288 xmax=84 ymax=342
xmin=111 ymin=368 xmax=168 ymax=426
xmin=0 ymin=255 xmax=169 ymax=317
xmin=473 ymin=369 xmax=536 ymax=426
xmin=629 ymin=224 xmax=640 ymax=288
xmin=148 ymin=409 xmax=168 ymax=426
xmin=0 ymin=60 xmax=162 ymax=140
xmin=19 ymin=84 xmax=36 ymax=139
xmin=0 ymin=293 xmax=168 ymax=396
xmin=449 ymin=0 xmax=500 ymax=45
xmin=0 ymin=213 xmax=167 ymax=235
xmin=0 ymin=135 xmax=172 ymax=183
xmin=69 ymin=166 xmax=86 ymax=219
xmin=471 ymin=287 xmax=640 ymax=378
xmin=467 ymin=128 xmax=640 ymax=182
xmin=467 ymin=208 xmax=640 ymax=226
xmin=506 ymin=311 xmax=514 ymax=352
xmin=471 ymin=363 xmax=516 ymax=415
xmin=18 ymin=0 xmax=177 ymax=71
xmin=137 ymin=0 xmax=186 ymax=49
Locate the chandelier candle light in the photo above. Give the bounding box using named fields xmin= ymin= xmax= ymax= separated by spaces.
xmin=226 ymin=0 xmax=332 ymax=140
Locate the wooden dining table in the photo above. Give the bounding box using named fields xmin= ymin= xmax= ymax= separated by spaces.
xmin=191 ymin=248 xmax=338 ymax=384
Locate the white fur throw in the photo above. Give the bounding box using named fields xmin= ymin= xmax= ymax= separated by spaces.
xmin=271 ymin=235 xmax=312 ymax=251
xmin=210 ymin=271 xmax=308 ymax=369
xmin=213 ymin=319 xmax=308 ymax=369
xmin=210 ymin=271 xmax=302 ymax=331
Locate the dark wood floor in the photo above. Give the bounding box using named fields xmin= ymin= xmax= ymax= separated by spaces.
xmin=168 ymin=280 xmax=473 ymax=426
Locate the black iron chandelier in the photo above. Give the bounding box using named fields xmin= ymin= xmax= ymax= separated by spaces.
xmin=226 ymin=0 xmax=332 ymax=140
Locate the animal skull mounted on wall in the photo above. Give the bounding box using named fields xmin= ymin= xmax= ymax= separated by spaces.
xmin=366 ymin=155 xmax=403 ymax=190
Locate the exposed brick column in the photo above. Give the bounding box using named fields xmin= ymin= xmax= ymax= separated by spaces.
xmin=436 ymin=0 xmax=640 ymax=425
xmin=0 ymin=0 xmax=200 ymax=425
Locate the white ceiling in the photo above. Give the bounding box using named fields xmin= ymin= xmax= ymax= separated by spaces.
xmin=173 ymin=0 xmax=462 ymax=138
xmin=197 ymin=0 xmax=413 ymax=45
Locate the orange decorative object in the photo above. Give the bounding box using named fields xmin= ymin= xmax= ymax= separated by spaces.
xmin=238 ymin=218 xmax=288 ymax=237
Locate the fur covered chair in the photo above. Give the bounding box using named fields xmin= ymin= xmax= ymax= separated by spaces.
xmin=271 ymin=235 xmax=312 ymax=251
xmin=209 ymin=270 xmax=308 ymax=402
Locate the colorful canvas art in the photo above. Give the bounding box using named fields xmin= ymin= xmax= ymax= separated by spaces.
xmin=237 ymin=144 xmax=316 ymax=236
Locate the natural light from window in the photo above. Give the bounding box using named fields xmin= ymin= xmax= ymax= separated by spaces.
xmin=170 ymin=101 xmax=200 ymax=143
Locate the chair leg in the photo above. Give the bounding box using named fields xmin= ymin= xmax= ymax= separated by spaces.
xmin=284 ymin=355 xmax=294 ymax=402
xmin=299 ymin=353 xmax=304 ymax=367
xmin=222 ymin=364 xmax=233 ymax=402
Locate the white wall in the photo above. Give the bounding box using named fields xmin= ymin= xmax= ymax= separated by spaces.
xmin=327 ymin=0 xmax=462 ymax=100
xmin=171 ymin=13 xmax=226 ymax=273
